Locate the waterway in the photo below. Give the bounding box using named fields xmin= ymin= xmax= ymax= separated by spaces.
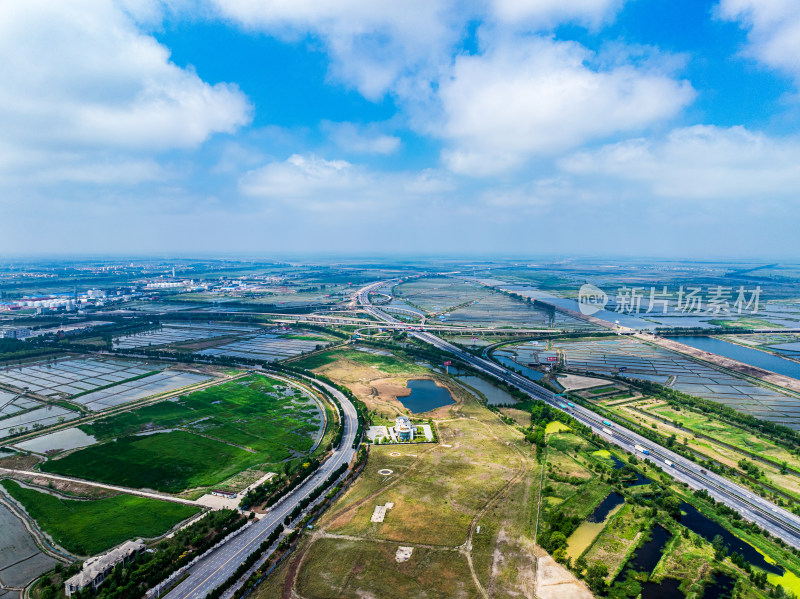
xmin=668 ymin=336 xmax=800 ymax=381
xmin=399 ymin=379 xmax=456 ymax=413
xmin=454 ymin=375 xmax=518 ymax=405
xmin=677 ymin=502 xmax=782 ymax=575
xmin=493 ymin=355 xmax=544 ymax=380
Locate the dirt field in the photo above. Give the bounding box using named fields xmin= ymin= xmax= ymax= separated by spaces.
xmin=534 ymin=551 xmax=593 ymax=599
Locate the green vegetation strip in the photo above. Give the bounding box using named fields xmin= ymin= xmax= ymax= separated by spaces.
xmin=0 ymin=479 xmax=199 ymax=556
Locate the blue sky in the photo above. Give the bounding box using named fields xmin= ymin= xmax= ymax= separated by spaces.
xmin=3 ymin=0 xmax=800 ymax=257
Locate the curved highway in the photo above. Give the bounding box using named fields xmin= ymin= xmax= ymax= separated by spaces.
xmin=166 ymin=374 xmax=358 ymax=599
xmin=356 ymin=282 xmax=800 ymax=549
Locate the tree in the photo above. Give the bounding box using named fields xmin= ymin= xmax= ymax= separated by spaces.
xmin=586 ymin=563 xmax=609 ymax=595
xmin=549 ymin=531 xmax=567 ymax=551
xmin=664 ymin=496 xmax=682 ymax=519
xmin=712 ymin=534 xmax=728 ymax=561
xmin=574 ymin=555 xmax=587 ymax=578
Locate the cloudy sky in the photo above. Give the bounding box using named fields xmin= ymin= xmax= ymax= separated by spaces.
xmin=3 ymin=0 xmax=800 ymax=257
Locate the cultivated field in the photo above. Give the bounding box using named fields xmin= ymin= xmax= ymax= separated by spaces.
xmin=543 ymin=337 xmax=800 ymax=429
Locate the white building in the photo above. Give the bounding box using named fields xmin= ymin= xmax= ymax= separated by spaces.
xmin=395 ymin=416 xmax=414 ymax=441
xmin=65 ymin=539 xmax=145 ymax=596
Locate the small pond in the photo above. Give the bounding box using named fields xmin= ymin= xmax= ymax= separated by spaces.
xmin=703 ymin=572 xmax=736 ymax=599
xmin=399 ymin=379 xmax=456 ymax=414
xmin=613 ymin=525 xmax=683 ymax=599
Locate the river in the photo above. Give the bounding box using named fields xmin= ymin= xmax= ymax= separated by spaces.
xmin=668 ymin=336 xmax=800 ymax=381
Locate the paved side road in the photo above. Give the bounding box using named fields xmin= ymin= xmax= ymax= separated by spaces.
xmin=165 ymin=377 xmax=358 ymax=599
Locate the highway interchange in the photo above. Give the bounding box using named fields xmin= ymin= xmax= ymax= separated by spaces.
xmin=356 ymin=280 xmax=800 ymax=550
xmin=166 ymin=376 xmax=358 ymax=599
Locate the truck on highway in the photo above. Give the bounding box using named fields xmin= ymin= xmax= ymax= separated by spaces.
xmin=664 ymin=459 xmax=674 ymax=467
xmin=567 ymin=402 xmax=575 ymax=408
xmin=634 ymin=444 xmax=650 ymax=455
xmin=602 ymin=420 xmax=612 ymax=426
xmin=602 ymin=427 xmax=613 ymax=436
xmin=559 ymin=404 xmax=567 ymax=410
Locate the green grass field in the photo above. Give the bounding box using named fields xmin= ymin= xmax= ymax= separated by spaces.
xmin=41 ymin=431 xmax=257 ymax=493
xmin=648 ymin=403 xmax=800 ymax=470
xmin=82 ymin=375 xmax=321 ymax=456
xmin=0 ymin=480 xmax=199 ymax=556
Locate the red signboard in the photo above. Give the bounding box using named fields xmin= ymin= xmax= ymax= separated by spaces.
xmin=443 ymin=360 xmax=452 ymax=366
xmin=546 ymin=356 xmax=558 ymax=362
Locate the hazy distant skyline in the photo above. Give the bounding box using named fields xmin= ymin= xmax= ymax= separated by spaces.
xmin=3 ymin=0 xmax=800 ymax=257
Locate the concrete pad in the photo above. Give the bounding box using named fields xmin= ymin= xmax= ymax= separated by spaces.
xmin=395 ymin=546 xmax=413 ymax=563
xmin=370 ymin=503 xmax=394 ymax=523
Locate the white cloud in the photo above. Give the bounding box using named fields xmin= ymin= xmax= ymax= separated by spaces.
xmin=208 ymin=0 xmax=465 ymax=100
xmin=323 ymin=121 xmax=401 ymax=154
xmin=0 ymin=0 xmax=252 ymax=184
xmin=492 ymin=0 xmax=626 ymax=28
xmin=438 ymin=37 xmax=694 ymax=175
xmin=239 ymin=154 xmax=451 ymax=211
xmin=718 ymin=0 xmax=800 ymax=83
xmin=562 ymin=124 xmax=800 ymax=200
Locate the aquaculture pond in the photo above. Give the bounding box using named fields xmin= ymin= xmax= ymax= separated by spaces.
xmin=399 ymin=379 xmax=455 ymax=413
xmin=13 ymin=427 xmax=97 ymax=454
xmin=668 ymin=336 xmax=800 ymax=381
xmin=678 ymin=503 xmax=782 ymax=575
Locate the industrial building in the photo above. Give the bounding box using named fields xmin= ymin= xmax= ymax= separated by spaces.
xmin=65 ymin=539 xmax=146 ymax=596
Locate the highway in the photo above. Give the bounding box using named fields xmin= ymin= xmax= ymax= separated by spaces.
xmin=165 ymin=375 xmax=358 ymax=599
xmin=355 ymin=282 xmax=800 ymax=550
